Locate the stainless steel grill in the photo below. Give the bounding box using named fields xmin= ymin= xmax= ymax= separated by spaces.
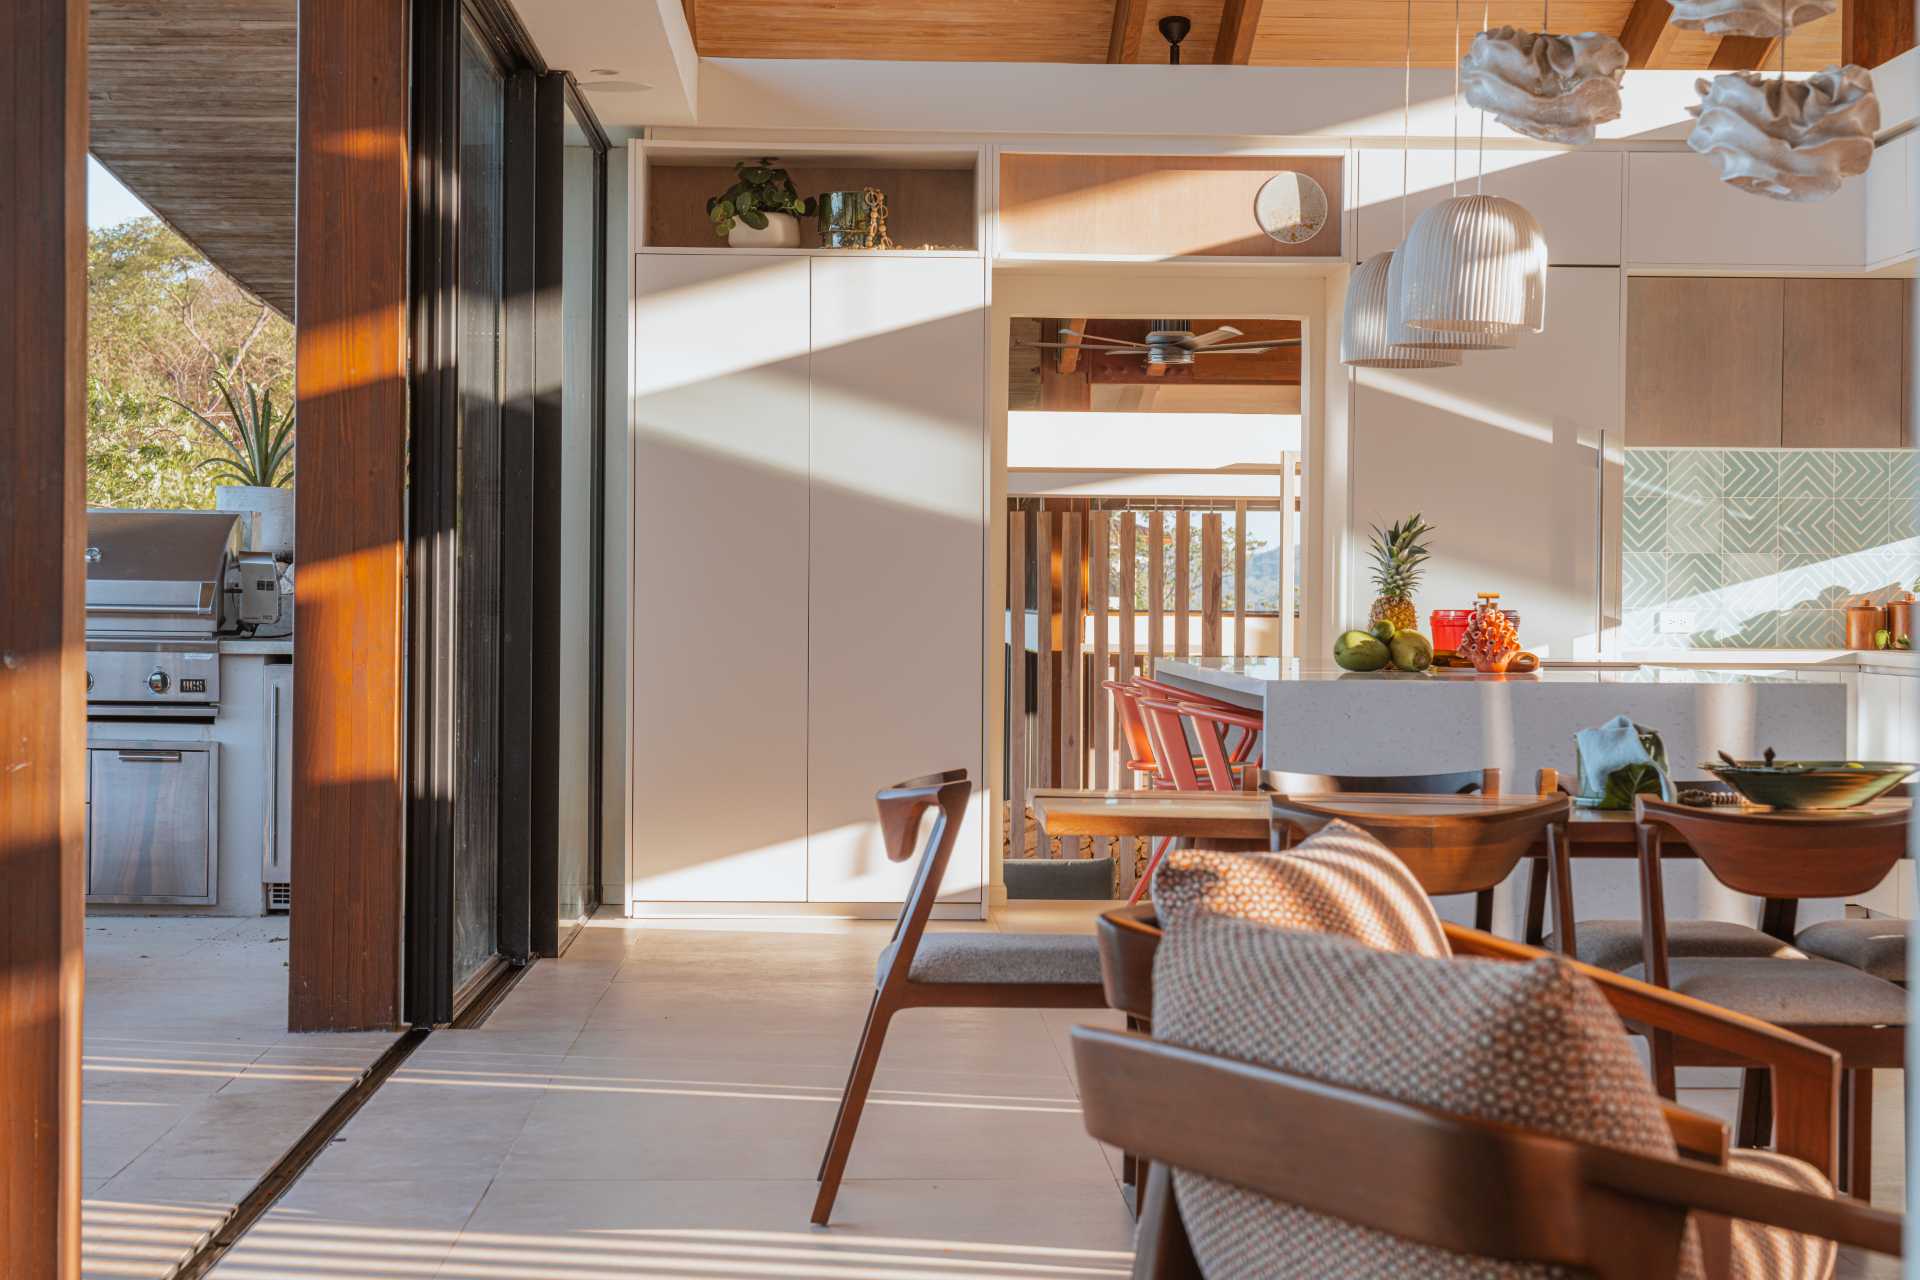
xmin=84 ymin=510 xmax=281 ymax=716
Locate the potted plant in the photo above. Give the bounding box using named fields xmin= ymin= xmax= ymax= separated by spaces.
xmin=171 ymin=373 xmax=296 ymax=554
xmin=707 ymin=158 xmax=815 ymax=248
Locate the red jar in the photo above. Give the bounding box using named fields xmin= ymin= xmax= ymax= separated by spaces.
xmin=1431 ymin=609 xmax=1473 ymax=652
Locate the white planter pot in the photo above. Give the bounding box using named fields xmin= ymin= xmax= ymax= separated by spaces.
xmin=216 ymin=484 xmax=295 ymax=555
xmin=728 ymin=211 xmax=802 ymax=249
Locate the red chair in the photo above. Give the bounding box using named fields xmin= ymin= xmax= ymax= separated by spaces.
xmin=1129 ymin=695 xmax=1269 ymax=904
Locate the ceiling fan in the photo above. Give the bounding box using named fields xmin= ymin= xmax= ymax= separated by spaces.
xmin=1022 ymin=322 xmax=1302 ymax=369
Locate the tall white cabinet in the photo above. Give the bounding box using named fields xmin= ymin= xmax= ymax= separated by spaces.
xmin=629 ymin=250 xmax=988 ymax=912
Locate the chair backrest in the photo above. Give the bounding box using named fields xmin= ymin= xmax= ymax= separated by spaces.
xmin=1635 ymin=796 xmax=1910 ymax=900
xmin=1185 ymin=700 xmax=1264 ymax=794
xmin=1103 ymin=679 xmax=1156 ymax=769
xmin=1268 ymin=792 xmax=1569 ymax=897
xmin=1137 ymin=698 xmax=1207 ymax=792
xmin=1071 ymin=1024 xmax=1898 ymax=1280
xmin=874 ymin=770 xmax=972 ymax=991
xmin=1263 ymin=768 xmax=1491 ymax=796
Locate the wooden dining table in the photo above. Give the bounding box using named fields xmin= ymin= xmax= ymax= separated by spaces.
xmin=1030 ymin=787 xmax=1911 ymax=943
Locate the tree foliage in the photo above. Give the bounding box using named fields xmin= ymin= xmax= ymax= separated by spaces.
xmin=87 ymin=216 xmax=294 ymax=510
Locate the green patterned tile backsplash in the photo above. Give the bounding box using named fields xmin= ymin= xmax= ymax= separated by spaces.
xmin=1622 ymin=448 xmax=1920 ymax=649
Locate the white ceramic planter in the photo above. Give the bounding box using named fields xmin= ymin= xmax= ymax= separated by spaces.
xmin=728 ymin=211 xmax=802 ymax=248
xmin=216 ymin=484 xmax=294 ymax=555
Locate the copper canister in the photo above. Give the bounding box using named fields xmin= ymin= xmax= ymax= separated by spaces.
xmin=1888 ymin=599 xmax=1918 ymax=649
xmin=1845 ymin=603 xmax=1887 ymax=649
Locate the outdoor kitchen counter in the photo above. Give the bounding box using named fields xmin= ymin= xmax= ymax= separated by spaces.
xmin=218 ymin=637 xmax=292 ymax=656
xmin=1152 ymin=657 xmax=1847 ymax=782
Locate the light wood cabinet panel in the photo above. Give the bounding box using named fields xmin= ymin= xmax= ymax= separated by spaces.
xmin=1627 ymin=277 xmax=1784 ymax=448
xmin=806 ymin=256 xmax=987 ymax=902
xmin=1782 ymin=279 xmax=1908 ymax=448
xmin=630 ymin=253 xmax=811 ymax=903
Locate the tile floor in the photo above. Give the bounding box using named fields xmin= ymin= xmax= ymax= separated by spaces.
xmin=193 ymin=905 xmax=1904 ymax=1280
xmin=81 ymin=916 xmax=398 ymax=1280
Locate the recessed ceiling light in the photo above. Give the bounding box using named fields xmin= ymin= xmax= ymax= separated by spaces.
xmin=583 ymin=80 xmax=651 ymax=93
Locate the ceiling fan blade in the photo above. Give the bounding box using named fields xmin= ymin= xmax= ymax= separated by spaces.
xmin=1178 ymin=325 xmax=1245 ymax=350
xmin=1198 ymin=340 xmax=1303 ymax=352
xmin=1058 ymin=331 xmax=1150 ymax=348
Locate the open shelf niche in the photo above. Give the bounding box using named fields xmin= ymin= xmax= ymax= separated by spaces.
xmin=635 ymin=141 xmax=983 ymax=254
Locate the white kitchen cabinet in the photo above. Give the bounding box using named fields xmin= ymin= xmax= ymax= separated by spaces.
xmin=630 ymin=253 xmax=813 ymax=902
xmin=1626 ymin=152 xmax=1867 ymax=270
xmin=1354 ymin=148 xmax=1623 ymax=266
xmin=1351 ymin=266 xmax=1618 ymax=660
xmin=629 ymin=251 xmax=988 ymax=911
xmin=806 ymin=257 xmax=987 ymax=902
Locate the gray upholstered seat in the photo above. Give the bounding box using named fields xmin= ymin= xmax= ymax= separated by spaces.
xmin=1551 ymin=918 xmax=1804 ymax=973
xmin=876 ymin=932 xmax=1103 ymax=987
xmin=1621 ymin=957 xmax=1909 ymax=1027
xmin=1795 ymin=919 xmax=1908 ymax=984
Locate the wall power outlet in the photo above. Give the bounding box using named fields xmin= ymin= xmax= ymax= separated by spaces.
xmin=1657 ymin=609 xmax=1698 ymax=635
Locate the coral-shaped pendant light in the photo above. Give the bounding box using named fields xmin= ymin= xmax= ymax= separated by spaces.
xmin=1668 ymin=0 xmax=1835 ymax=37
xmin=1461 ymin=26 xmax=1628 ymax=145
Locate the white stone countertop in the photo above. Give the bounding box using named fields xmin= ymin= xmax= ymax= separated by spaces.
xmin=1155 ymin=657 xmax=1847 ymax=693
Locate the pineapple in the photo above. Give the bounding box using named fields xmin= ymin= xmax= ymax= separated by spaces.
xmin=1366 ymin=513 xmax=1433 ymax=634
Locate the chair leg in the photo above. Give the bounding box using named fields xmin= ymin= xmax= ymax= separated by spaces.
xmin=812 ymin=992 xmax=895 ymax=1225
xmin=1523 ymin=859 xmax=1549 ymax=947
xmin=1735 ymin=1068 xmax=1771 ymax=1149
xmin=1473 ymin=888 xmax=1495 ymax=933
xmin=1649 ymin=1029 xmax=1678 ymax=1101
xmin=1845 ymin=1069 xmax=1873 ymax=1202
xmin=1127 ymin=837 xmax=1173 ymax=907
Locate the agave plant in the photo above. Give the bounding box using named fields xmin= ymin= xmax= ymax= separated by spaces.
xmin=170 ymin=373 xmax=295 ymax=489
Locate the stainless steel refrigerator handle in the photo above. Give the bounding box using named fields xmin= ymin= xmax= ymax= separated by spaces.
xmin=116 ymin=749 xmax=183 ymax=763
xmin=267 ymin=682 xmax=281 ymax=870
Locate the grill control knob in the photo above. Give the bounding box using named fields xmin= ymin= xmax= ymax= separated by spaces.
xmin=86 ymin=671 xmax=94 ymax=692
xmin=146 ymin=669 xmax=170 ymax=695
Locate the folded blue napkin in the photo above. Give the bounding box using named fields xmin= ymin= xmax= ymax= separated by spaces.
xmin=1574 ymin=715 xmax=1675 ymax=808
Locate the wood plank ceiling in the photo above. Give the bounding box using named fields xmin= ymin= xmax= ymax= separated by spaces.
xmin=692 ymin=0 xmax=1846 ymax=68
xmin=88 ymin=0 xmax=296 ymax=317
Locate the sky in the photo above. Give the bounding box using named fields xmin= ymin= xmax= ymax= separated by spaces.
xmin=89 ymin=157 xmax=153 ymax=230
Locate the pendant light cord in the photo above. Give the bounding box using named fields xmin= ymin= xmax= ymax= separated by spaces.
xmin=1402 ymin=0 xmax=1413 ymax=239
xmin=1452 ymin=0 xmax=1461 ymax=195
xmin=1477 ymin=1 xmax=1488 ymax=194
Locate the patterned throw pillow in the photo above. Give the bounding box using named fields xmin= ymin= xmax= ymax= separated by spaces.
xmin=1153 ymin=916 xmax=1701 ymax=1279
xmin=1153 ymin=820 xmax=1452 ymax=959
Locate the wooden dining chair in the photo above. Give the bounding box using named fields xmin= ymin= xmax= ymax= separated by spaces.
xmin=1633 ymin=796 xmax=1910 ymax=1201
xmin=1268 ymin=781 xmax=1576 ymax=950
xmin=811 ymin=769 xmax=1110 ymax=1226
xmin=1073 ymin=1022 xmax=1900 ymax=1280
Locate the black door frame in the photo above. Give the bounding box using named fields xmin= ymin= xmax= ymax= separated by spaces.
xmin=406 ymin=0 xmax=611 ymax=1022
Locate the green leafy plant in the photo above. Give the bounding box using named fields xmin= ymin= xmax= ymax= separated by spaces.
xmin=169 ymin=372 xmax=295 ymax=488
xmin=707 ymin=158 xmax=815 ymax=238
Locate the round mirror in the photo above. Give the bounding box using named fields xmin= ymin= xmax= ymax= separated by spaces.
xmin=1254 ymin=172 xmax=1329 ymax=245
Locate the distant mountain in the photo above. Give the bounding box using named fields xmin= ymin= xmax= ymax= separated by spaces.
xmin=1243 ymin=547 xmax=1281 ymax=612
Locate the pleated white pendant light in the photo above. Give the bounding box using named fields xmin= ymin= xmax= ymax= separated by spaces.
xmin=1342 ymin=252 xmax=1464 ymax=368
xmin=1339 ymin=0 xmax=1463 ymax=370
xmin=1395 ymin=193 xmax=1548 ymax=338
xmin=1389 ymin=0 xmax=1551 ymax=345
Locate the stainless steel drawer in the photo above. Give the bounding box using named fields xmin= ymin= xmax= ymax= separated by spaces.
xmin=88 ymin=743 xmax=218 ymax=904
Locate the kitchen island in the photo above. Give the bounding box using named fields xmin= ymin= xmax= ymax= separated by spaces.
xmin=1153 ymin=657 xmax=1848 ymax=783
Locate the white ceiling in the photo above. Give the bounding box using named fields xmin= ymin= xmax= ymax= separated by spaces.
xmin=518 ymin=0 xmax=699 ymax=128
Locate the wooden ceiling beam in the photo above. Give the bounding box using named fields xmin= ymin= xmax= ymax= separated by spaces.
xmin=1619 ymin=0 xmax=1678 ymax=68
xmin=1843 ymin=0 xmax=1916 ymax=66
xmin=1709 ymin=34 xmax=1779 ymax=68
xmin=1058 ymin=318 xmax=1089 ymax=374
xmin=1213 ymin=0 xmax=1264 ymax=64
xmin=1108 ymin=0 xmax=1149 ymax=63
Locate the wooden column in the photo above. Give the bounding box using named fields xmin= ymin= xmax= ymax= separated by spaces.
xmin=1007 ymin=510 xmax=1029 ymax=862
xmin=0 ymin=0 xmax=87 ymax=1271
xmin=291 ymin=0 xmax=410 ymax=1031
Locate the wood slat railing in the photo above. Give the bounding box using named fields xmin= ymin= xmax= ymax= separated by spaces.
xmin=1005 ymin=470 xmax=1299 ymax=872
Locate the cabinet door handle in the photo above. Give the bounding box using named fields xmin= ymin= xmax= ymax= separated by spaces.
xmin=267 ymin=683 xmax=281 ymax=870
xmin=117 ymin=750 xmax=183 ymax=763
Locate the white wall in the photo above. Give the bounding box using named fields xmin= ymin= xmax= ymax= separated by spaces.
xmin=1349 ymin=267 xmax=1621 ymax=659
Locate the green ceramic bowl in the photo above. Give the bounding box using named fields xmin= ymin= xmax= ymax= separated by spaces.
xmin=1700 ymin=760 xmax=1917 ymax=810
